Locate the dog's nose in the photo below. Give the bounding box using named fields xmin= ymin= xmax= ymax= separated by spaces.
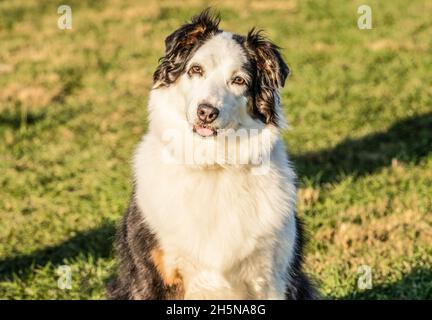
xmin=197 ymin=104 xmax=219 ymax=124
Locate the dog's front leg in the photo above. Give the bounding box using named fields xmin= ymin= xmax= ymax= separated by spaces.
xmin=236 ymin=249 xmax=287 ymax=300
xmin=184 ymin=270 xmax=247 ymax=300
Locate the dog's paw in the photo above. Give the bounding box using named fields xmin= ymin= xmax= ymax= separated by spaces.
xmin=184 ymin=271 xmax=246 ymax=300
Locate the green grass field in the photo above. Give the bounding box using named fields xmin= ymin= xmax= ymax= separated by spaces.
xmin=0 ymin=0 xmax=431 ymax=299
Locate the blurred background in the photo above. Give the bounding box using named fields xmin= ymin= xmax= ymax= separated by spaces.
xmin=0 ymin=0 xmax=431 ymax=299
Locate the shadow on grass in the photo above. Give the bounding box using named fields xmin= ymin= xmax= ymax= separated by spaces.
xmin=0 ymin=222 xmax=116 ymax=282
xmin=340 ymin=267 xmax=432 ymax=300
xmin=292 ymin=112 xmax=432 ymax=185
xmin=0 ymin=109 xmax=46 ymax=129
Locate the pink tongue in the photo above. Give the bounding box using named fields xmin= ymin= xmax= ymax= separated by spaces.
xmin=195 ymin=126 xmax=214 ymax=137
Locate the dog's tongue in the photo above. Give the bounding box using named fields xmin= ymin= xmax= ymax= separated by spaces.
xmin=195 ymin=125 xmax=214 ymax=137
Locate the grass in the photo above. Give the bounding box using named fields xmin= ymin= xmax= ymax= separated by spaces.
xmin=0 ymin=0 xmax=431 ymax=299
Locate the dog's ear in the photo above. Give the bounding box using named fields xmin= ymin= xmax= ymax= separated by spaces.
xmin=153 ymin=9 xmax=220 ymax=88
xmin=245 ymin=29 xmax=289 ymax=126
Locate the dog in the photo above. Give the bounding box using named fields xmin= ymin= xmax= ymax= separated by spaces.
xmin=108 ymin=9 xmax=316 ymax=300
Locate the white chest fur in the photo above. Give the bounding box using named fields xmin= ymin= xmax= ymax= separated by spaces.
xmin=133 ymin=135 xmax=297 ymax=298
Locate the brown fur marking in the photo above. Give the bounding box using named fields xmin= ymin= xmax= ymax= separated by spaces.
xmin=151 ymin=248 xmax=184 ymax=299
xmin=151 ymin=249 xmax=183 ymax=286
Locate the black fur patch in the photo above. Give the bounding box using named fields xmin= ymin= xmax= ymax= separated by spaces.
xmin=107 ymin=194 xmax=184 ymax=300
xmin=285 ymin=217 xmax=318 ymax=299
xmin=152 ymin=8 xmax=221 ymax=88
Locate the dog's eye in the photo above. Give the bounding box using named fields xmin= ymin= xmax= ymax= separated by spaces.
xmin=188 ymin=65 xmax=203 ymax=76
xmin=232 ymin=76 xmax=246 ymax=85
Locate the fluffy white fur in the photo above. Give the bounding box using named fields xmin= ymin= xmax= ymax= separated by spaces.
xmin=133 ymin=32 xmax=297 ymax=299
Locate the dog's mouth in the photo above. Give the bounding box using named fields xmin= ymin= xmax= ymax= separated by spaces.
xmin=193 ymin=124 xmax=217 ymax=137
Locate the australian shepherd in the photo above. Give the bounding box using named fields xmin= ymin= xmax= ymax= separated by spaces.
xmin=108 ymin=9 xmax=316 ymax=300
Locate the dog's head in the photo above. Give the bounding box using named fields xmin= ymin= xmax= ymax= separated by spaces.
xmin=148 ymin=9 xmax=289 ymax=169
xmin=152 ymin=9 xmax=289 ymax=136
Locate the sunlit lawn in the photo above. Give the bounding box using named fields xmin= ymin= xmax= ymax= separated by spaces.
xmin=0 ymin=0 xmax=431 ymax=299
